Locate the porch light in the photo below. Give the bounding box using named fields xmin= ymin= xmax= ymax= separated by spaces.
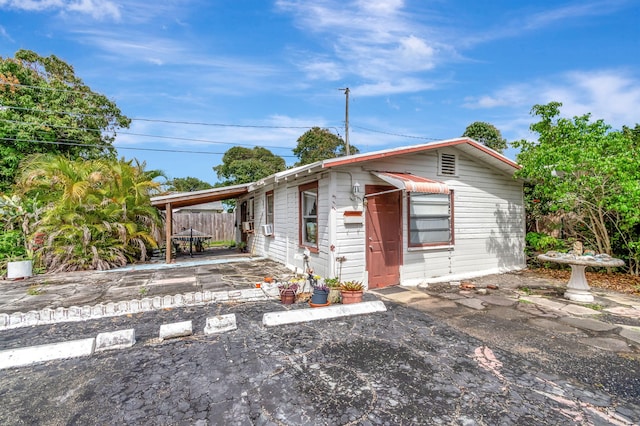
xmin=352 ymin=181 xmax=361 ymax=194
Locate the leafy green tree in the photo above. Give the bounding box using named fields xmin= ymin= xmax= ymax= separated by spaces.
xmin=293 ymin=127 xmax=359 ymax=166
xmin=166 ymin=176 xmax=213 ymax=192
xmin=462 ymin=121 xmax=507 ymax=153
xmin=213 ymin=146 xmax=286 ymax=185
xmin=17 ymin=155 xmax=163 ymax=271
xmin=513 ymin=102 xmax=640 ymax=273
xmin=0 ymin=49 xmax=131 ymax=192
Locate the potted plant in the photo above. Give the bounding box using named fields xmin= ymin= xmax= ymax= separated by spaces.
xmin=325 ymin=277 xmax=342 ymax=303
xmin=310 ymin=284 xmax=330 ymax=305
xmin=306 ymin=273 xmax=329 ymax=306
xmin=278 ymin=280 xmax=300 ymax=305
xmin=0 ymin=229 xmax=33 ymax=280
xmin=340 ymin=280 xmax=364 ymax=304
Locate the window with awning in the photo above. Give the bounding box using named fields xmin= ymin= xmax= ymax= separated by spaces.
xmin=408 ymin=192 xmax=453 ymax=246
xmin=371 ymin=171 xmax=453 ymax=247
xmin=370 ymin=171 xmax=450 ymax=194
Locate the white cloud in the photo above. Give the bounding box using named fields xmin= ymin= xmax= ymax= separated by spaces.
xmin=276 ymin=0 xmax=446 ymax=96
xmin=463 ymin=0 xmax=631 ymax=46
xmin=354 ymin=78 xmax=435 ymax=97
xmin=464 ymin=69 xmax=640 ymax=130
xmin=0 ymin=25 xmax=13 ymax=42
xmin=0 ymin=0 xmax=121 ymax=20
xmin=300 ymin=59 xmax=343 ymax=81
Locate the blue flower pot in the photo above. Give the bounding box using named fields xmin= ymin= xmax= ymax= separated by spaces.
xmin=311 ymin=288 xmax=329 ymax=305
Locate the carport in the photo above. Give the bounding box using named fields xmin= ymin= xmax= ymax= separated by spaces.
xmin=151 ymin=183 xmax=251 ymax=264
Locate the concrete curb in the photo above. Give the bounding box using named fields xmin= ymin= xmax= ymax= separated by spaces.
xmin=160 ymin=320 xmax=193 ymax=340
xmin=0 ymin=288 xmax=272 ymax=331
xmin=0 ymin=338 xmax=95 ymax=370
xmin=262 ymin=300 xmax=387 ymax=327
xmin=95 ymin=329 xmax=136 ymax=352
xmin=204 ymin=314 xmax=237 ymax=334
xmin=0 ymin=302 xmax=389 ymax=369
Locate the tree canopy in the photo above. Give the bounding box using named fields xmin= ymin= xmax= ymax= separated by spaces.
xmin=513 ymin=102 xmax=640 ymax=273
xmin=213 ymin=146 xmax=286 ymax=185
xmin=462 ymin=121 xmax=507 ymax=153
xmin=293 ymin=127 xmax=359 ymax=166
xmin=0 ymin=49 xmax=131 ymax=192
xmin=166 ymin=176 xmax=213 ymax=192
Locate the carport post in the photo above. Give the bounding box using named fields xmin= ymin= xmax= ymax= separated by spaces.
xmin=165 ymin=202 xmax=172 ymax=264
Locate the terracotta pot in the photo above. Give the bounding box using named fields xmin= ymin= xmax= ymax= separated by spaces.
xmin=280 ymin=289 xmax=296 ymax=305
xmin=340 ymin=290 xmax=363 ymax=304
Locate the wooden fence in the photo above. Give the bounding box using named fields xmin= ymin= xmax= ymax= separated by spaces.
xmin=169 ymin=212 xmax=235 ymax=242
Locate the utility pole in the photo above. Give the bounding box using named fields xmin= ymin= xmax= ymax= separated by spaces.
xmin=339 ymin=87 xmax=350 ymax=156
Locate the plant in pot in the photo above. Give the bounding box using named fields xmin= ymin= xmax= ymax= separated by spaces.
xmin=307 ymin=273 xmax=330 ymax=307
xmin=278 ymin=280 xmax=300 ymax=305
xmin=0 ymin=195 xmax=39 ymax=279
xmin=0 ymin=229 xmax=33 ymax=280
xmin=325 ymin=277 xmax=342 ymax=303
xmin=340 ymin=280 xmax=364 ymax=304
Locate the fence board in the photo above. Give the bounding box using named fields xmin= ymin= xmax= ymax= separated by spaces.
xmin=167 ymin=212 xmax=235 ymax=242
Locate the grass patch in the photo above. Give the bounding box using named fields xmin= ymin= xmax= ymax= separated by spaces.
xmin=207 ymin=240 xmax=235 ymax=248
xmin=584 ymin=303 xmax=603 ymax=311
xmin=27 ymin=284 xmax=44 ymax=296
xmin=519 ymin=286 xmax=533 ymax=295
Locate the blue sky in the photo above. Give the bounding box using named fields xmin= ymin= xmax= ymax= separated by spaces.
xmin=1 ymin=0 xmax=639 ymax=185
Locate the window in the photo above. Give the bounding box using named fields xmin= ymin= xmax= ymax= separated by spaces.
xmin=265 ymin=191 xmax=274 ymax=229
xmin=299 ymin=182 xmax=318 ymax=249
xmin=248 ymin=197 xmax=254 ymax=220
xmin=408 ymin=192 xmax=453 ymax=246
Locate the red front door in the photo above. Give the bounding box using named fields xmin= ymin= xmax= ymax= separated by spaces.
xmin=366 ymin=185 xmax=402 ymax=289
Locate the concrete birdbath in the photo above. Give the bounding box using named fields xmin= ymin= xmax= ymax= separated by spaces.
xmin=537 ymin=252 xmax=624 ymax=302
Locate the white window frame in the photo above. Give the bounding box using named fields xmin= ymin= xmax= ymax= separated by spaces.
xmin=299 ymin=182 xmax=318 ymax=250
xmin=408 ymin=191 xmax=454 ymax=247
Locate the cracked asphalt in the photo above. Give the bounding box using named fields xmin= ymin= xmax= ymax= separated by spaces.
xmin=1 ymin=257 xmax=639 ymax=425
xmin=1 ymin=294 xmax=639 ymax=425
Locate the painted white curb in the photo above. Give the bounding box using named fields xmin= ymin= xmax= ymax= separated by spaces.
xmin=95 ymin=329 xmax=136 ymax=352
xmin=204 ymin=314 xmax=237 ymax=334
xmin=159 ymin=320 xmax=193 ymax=340
xmin=0 ymin=338 xmax=95 ymax=370
xmin=262 ymin=300 xmax=387 ymax=327
xmin=0 ymin=288 xmax=275 ymax=331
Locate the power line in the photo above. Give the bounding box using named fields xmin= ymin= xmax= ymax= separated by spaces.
xmin=0 ymin=118 xmax=295 ymax=151
xmin=352 ymin=125 xmax=440 ymax=141
xmin=0 ymin=137 xmax=298 ymax=158
xmin=1 ymin=81 xmax=440 ymax=142
xmin=0 ymin=103 xmax=321 ymax=131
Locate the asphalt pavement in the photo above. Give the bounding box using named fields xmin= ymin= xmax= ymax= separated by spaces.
xmin=0 ymin=253 xmax=639 ymax=425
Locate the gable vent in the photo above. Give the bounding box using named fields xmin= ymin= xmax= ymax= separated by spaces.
xmin=439 ymin=153 xmax=457 ymax=176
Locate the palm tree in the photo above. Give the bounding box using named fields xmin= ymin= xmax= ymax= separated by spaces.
xmin=18 ymin=154 xmax=165 ymax=271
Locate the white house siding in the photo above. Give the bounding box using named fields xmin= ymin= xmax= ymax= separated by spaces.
xmin=247 ymin=174 xmax=334 ymax=279
xmin=242 ymin=143 xmax=524 ymax=287
xmin=398 ymin=150 xmax=525 ymax=285
xmin=327 ymin=169 xmax=368 ymax=284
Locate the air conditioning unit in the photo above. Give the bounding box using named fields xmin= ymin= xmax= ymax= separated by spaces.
xmin=261 ymin=224 xmax=274 ymax=236
xmin=242 ymin=221 xmax=254 ymax=233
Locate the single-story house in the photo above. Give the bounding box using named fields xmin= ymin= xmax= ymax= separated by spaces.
xmin=233 ymin=137 xmax=525 ymax=288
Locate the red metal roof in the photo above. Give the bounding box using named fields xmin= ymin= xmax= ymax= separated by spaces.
xmin=322 ymin=138 xmax=520 ymax=172
xmin=371 ymin=172 xmax=450 ymax=194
